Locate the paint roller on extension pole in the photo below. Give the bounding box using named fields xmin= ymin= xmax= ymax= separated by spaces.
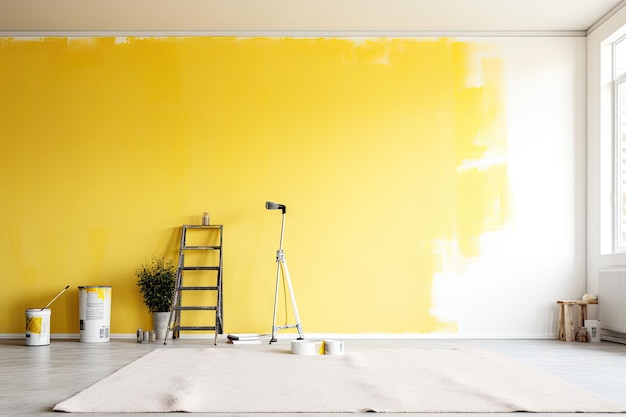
xmin=265 ymin=201 xmax=304 ymax=344
xmin=41 ymin=285 xmax=70 ymax=311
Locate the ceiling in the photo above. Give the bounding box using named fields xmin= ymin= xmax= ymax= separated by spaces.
xmin=1 ymin=0 xmax=625 ymax=34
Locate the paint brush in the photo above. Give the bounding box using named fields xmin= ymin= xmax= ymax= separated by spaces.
xmin=41 ymin=285 xmax=70 ymax=311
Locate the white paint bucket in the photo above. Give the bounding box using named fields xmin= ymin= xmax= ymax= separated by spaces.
xmin=78 ymin=286 xmax=112 ymax=343
xmin=25 ymin=308 xmax=51 ymax=346
xmin=585 ymin=319 xmax=602 ymax=343
xmin=324 ymin=340 xmax=345 ymax=355
xmin=291 ymin=339 xmax=324 ymax=355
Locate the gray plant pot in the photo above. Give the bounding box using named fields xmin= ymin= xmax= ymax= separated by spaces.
xmin=153 ymin=311 xmax=170 ymax=340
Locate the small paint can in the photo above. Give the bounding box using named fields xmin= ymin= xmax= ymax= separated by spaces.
xmin=26 ymin=309 xmax=51 ymax=346
xmin=149 ymin=330 xmax=156 ymax=343
xmin=291 ymin=339 xmax=324 ymax=355
xmin=137 ymin=329 xmax=143 ymax=343
xmin=324 ymin=340 xmax=345 ymax=355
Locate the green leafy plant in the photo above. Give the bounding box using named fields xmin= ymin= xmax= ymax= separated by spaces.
xmin=135 ymin=256 xmax=177 ymax=313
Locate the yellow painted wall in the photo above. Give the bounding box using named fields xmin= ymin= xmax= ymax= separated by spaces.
xmin=0 ymin=36 xmax=507 ymax=336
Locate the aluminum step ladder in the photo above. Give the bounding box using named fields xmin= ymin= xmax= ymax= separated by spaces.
xmin=164 ymin=224 xmax=223 ymax=345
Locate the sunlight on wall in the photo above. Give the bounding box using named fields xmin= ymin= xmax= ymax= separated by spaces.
xmin=0 ymin=36 xmax=507 ymax=335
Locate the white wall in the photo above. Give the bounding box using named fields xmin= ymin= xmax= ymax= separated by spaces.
xmin=429 ymin=36 xmax=586 ymax=337
xmin=587 ymin=8 xmax=626 ymax=317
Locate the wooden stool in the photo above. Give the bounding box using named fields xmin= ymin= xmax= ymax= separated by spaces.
xmin=557 ymin=300 xmax=598 ymax=342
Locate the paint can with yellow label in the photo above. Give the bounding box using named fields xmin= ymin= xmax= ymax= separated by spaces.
xmin=78 ymin=286 xmax=112 ymax=343
xmin=25 ymin=308 xmax=51 ymax=346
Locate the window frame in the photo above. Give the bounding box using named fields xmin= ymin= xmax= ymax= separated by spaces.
xmin=614 ymin=37 xmax=626 ymax=252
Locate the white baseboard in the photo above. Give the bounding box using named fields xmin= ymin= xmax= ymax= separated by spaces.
xmin=0 ymin=332 xmax=559 ymax=340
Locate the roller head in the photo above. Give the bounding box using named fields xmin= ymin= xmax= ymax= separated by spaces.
xmin=265 ymin=201 xmax=286 ymax=213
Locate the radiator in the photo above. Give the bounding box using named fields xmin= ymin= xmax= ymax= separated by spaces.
xmin=598 ymin=268 xmax=626 ymax=335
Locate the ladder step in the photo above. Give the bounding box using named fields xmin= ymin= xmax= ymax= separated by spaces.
xmin=181 ymin=266 xmax=220 ymax=271
xmin=174 ymin=326 xmax=217 ymax=331
xmin=182 ymin=245 xmax=221 ymax=250
xmin=178 ymin=286 xmax=219 ymax=291
xmin=173 ymin=306 xmax=217 ymax=311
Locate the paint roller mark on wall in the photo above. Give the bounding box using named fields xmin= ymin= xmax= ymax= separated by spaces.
xmin=452 ymin=45 xmax=509 ymax=250
xmin=427 ymin=41 xmax=509 ymax=330
xmin=339 ymin=38 xmax=508 ymax=333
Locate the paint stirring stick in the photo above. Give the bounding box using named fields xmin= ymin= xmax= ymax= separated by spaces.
xmin=41 ymin=285 xmax=70 ymax=311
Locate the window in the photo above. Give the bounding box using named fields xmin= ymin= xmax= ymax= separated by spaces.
xmin=614 ymin=37 xmax=626 ymax=251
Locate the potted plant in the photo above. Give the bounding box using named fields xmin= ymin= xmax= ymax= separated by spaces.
xmin=135 ymin=255 xmax=177 ymax=340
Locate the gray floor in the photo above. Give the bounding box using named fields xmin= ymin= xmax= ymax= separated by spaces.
xmin=2 ymin=337 xmax=626 ymax=416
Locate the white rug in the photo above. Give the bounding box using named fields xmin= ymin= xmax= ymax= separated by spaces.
xmin=53 ymin=346 xmax=626 ymax=413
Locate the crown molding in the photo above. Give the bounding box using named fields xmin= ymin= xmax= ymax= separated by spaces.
xmin=0 ymin=30 xmax=588 ymax=38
